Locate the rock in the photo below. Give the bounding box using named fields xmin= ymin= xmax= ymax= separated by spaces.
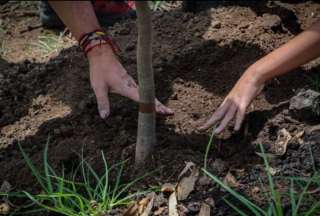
xmin=289 ymin=89 xmax=320 ymax=120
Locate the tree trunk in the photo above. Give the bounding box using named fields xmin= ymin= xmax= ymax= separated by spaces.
xmin=135 ymin=1 xmax=155 ymax=168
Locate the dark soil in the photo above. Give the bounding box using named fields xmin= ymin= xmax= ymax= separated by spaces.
xmin=1 ymin=1 xmax=320 ymax=215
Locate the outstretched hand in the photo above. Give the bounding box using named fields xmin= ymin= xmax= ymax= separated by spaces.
xmin=88 ymin=46 xmax=174 ymax=119
xmin=198 ymin=71 xmax=264 ymax=133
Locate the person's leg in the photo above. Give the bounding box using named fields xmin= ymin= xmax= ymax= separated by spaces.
xmin=39 ymin=1 xmax=136 ymax=30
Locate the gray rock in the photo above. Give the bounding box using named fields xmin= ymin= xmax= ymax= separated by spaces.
xmin=289 ymin=89 xmax=320 ymax=120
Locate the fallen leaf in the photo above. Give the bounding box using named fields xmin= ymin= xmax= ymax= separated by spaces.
xmin=223 ymin=172 xmax=239 ymax=188
xmin=141 ymin=193 xmax=155 ymax=216
xmin=0 ymin=203 xmax=10 ymax=215
xmin=161 ymin=183 xmax=175 ymax=194
xmin=123 ymin=202 xmax=139 ymax=216
xmin=295 ymin=130 xmax=304 ymax=138
xmin=198 ymin=203 xmax=210 ymax=216
xmin=168 ymin=192 xmax=179 ymax=216
xmin=178 ymin=161 xmax=195 ymax=180
xmin=176 ymin=162 xmax=199 ymax=200
xmin=274 ymin=128 xmax=291 ymax=156
xmin=154 ymin=207 xmax=166 ymax=215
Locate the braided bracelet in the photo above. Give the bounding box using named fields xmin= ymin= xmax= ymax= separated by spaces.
xmin=78 ymin=29 xmax=121 ymax=57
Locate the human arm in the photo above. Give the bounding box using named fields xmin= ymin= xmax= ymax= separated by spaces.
xmin=48 ymin=1 xmax=173 ymax=118
xmin=199 ymin=20 xmax=320 ymax=133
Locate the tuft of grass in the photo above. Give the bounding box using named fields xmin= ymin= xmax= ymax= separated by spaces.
xmin=203 ymin=143 xmax=320 ymax=216
xmin=31 ymin=33 xmax=64 ymax=55
xmin=1 ymin=139 xmax=149 ymax=215
xmin=150 ymin=0 xmax=166 ymax=11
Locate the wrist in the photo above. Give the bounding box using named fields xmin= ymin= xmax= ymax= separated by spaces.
xmin=243 ymin=64 xmax=268 ymax=86
xmin=87 ymin=44 xmax=114 ymax=62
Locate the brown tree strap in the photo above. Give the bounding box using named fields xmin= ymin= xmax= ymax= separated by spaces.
xmin=139 ymin=102 xmax=155 ymax=113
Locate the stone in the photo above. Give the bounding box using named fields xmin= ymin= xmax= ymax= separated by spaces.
xmin=289 ymin=89 xmax=320 ymax=120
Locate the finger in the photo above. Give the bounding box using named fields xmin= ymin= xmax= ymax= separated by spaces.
xmin=116 ymin=76 xmax=140 ymax=102
xmin=198 ymin=100 xmax=231 ymax=131
xmin=92 ymin=83 xmax=110 ymax=119
xmin=156 ymin=99 xmax=174 ymax=115
xmin=234 ymin=105 xmax=245 ymax=131
xmin=214 ymin=105 xmax=237 ymax=134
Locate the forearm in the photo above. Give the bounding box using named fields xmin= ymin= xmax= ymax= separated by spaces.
xmin=48 ymin=1 xmax=100 ymax=40
xmin=246 ymin=20 xmax=320 ymax=84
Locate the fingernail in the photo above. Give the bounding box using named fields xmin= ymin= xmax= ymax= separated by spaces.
xmin=99 ymin=110 xmax=109 ymax=119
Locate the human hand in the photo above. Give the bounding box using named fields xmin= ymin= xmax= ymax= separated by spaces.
xmin=198 ymin=70 xmax=264 ymax=133
xmin=88 ymin=45 xmax=173 ymax=119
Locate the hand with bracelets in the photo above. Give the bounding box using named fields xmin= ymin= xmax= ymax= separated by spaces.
xmin=83 ymin=29 xmax=173 ymax=118
xmin=49 ymin=1 xmax=173 ymax=119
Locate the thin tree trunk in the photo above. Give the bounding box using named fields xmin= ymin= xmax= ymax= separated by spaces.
xmin=135 ymin=1 xmax=155 ymax=168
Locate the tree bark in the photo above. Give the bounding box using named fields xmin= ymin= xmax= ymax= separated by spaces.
xmin=135 ymin=1 xmax=155 ymax=168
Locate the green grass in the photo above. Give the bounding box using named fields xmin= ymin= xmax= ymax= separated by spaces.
xmin=1 ymin=139 xmax=150 ymax=215
xmin=150 ymin=0 xmax=166 ymax=11
xmin=203 ymin=128 xmax=215 ymax=170
xmin=203 ymin=143 xmax=320 ymax=216
xmin=32 ymin=33 xmax=64 ymax=55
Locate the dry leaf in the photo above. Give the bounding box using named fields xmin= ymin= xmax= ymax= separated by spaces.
xmin=161 ymin=183 xmax=175 ymax=194
xmin=176 ymin=163 xmax=199 ymax=200
xmin=140 ymin=193 xmax=155 ymax=216
xmin=178 ymin=161 xmax=195 ymax=180
xmin=154 ymin=207 xmax=166 ymax=215
xmin=295 ymin=130 xmax=304 ymax=138
xmin=123 ymin=202 xmax=139 ymax=216
xmin=168 ymin=192 xmax=179 ymax=216
xmin=274 ymin=128 xmax=291 ymax=156
xmin=0 ymin=203 xmax=10 ymax=215
xmin=198 ymin=203 xmax=210 ymax=216
xmin=223 ymin=172 xmax=239 ymax=188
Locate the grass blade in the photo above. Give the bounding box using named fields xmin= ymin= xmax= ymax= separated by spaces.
xmin=202 ymin=168 xmax=265 ymax=215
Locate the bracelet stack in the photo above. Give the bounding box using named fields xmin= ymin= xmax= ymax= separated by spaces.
xmin=78 ymin=29 xmax=121 ymax=56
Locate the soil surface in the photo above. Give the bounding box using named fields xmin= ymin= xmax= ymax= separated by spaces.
xmin=1 ymin=1 xmax=320 ymax=215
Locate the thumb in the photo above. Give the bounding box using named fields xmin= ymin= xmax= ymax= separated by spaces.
xmin=92 ymin=84 xmax=110 ymax=119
